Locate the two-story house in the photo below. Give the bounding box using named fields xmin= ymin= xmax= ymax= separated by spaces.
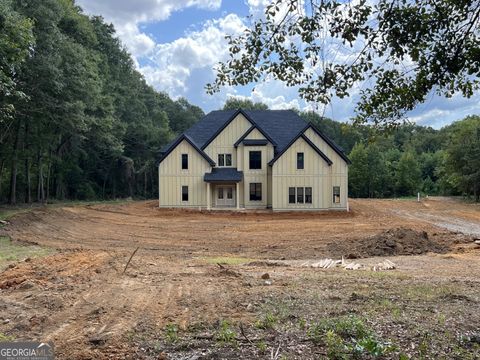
xmin=158 ymin=109 xmax=350 ymax=210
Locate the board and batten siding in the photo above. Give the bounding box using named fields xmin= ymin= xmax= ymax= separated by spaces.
xmin=158 ymin=139 xmax=211 ymax=207
xmin=242 ymin=143 xmax=274 ymax=209
xmin=203 ymin=113 xmax=251 ymax=168
xmin=271 ymin=132 xmax=348 ymax=210
xmin=303 ymin=128 xmax=348 ymax=209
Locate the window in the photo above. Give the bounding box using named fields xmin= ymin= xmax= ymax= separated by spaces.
xmin=181 ymin=154 xmax=188 ymax=170
xmin=305 ymin=187 xmax=312 ymax=204
xmin=333 ymin=186 xmax=340 ymax=203
xmin=227 ymin=187 xmax=233 ymax=199
xmin=249 ymin=183 xmax=262 ymax=201
xmin=288 ymin=187 xmax=296 ymax=204
xmin=296 ymin=187 xmax=304 ymax=204
xmin=288 ymin=187 xmax=312 ymax=204
xmin=182 ymin=186 xmax=188 ymax=201
xmin=218 ymin=153 xmax=232 ymax=167
xmin=297 ymin=152 xmax=304 ymax=169
xmin=249 ymin=151 xmax=262 ymax=169
xmin=225 ymin=154 xmax=232 ymax=166
xmin=218 ymin=187 xmax=224 ymax=199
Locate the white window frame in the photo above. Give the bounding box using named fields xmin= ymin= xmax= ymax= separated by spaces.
xmin=217 ymin=153 xmax=232 ymax=167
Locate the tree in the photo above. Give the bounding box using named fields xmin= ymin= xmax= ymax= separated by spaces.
xmin=207 ymin=0 xmax=480 ymax=128
xmin=0 ymin=0 xmax=34 ymax=124
xmin=348 ymin=142 xmax=388 ymax=198
xmin=444 ymin=115 xmax=480 ymax=200
xmin=223 ymin=97 xmax=268 ymax=110
xmin=348 ymin=143 xmax=369 ymax=197
xmin=395 ymin=151 xmax=422 ymax=196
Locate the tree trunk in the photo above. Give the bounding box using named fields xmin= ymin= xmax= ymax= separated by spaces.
xmin=24 ymin=123 xmax=31 ymax=203
xmin=0 ymin=159 xmax=4 ymax=201
xmin=150 ymin=167 xmax=155 ymax=197
xmin=144 ymin=169 xmax=147 ymax=199
xmin=112 ymin=175 xmax=116 ymax=199
xmin=46 ymin=161 xmax=51 ymax=202
xmin=25 ymin=157 xmax=31 ymax=203
xmin=36 ymin=151 xmax=45 ymax=203
xmin=9 ymin=121 xmax=22 ymax=205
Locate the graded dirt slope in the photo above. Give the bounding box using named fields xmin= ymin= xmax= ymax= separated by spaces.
xmin=3 ymin=198 xmax=478 ymax=259
xmin=0 ymin=198 xmax=478 ymax=359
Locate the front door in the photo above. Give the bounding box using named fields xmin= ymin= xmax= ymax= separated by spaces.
xmin=216 ymin=186 xmax=235 ymax=207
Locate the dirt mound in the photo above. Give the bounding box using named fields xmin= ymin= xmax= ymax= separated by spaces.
xmin=328 ymin=227 xmax=449 ymax=258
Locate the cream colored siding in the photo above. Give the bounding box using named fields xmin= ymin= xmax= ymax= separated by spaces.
xmin=271 ymin=133 xmax=348 ymax=210
xmin=244 ymin=128 xmax=266 ymax=140
xmin=303 ymin=128 xmax=348 ymax=209
xmin=242 ymin=144 xmax=273 ymax=208
xmin=204 ymin=114 xmax=251 ymax=168
xmin=158 ymin=139 xmax=210 ymax=207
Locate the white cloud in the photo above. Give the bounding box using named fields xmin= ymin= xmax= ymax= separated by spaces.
xmin=140 ymin=13 xmax=246 ymax=104
xmin=76 ymin=0 xmax=222 ymax=59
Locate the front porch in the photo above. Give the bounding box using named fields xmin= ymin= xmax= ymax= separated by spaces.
xmin=204 ymin=168 xmax=243 ymax=210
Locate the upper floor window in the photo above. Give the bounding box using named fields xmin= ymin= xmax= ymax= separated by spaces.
xmin=333 ymin=186 xmax=341 ymax=203
xmin=181 ymin=154 xmax=188 ymax=170
xmin=249 ymin=151 xmax=262 ymax=169
xmin=297 ymin=152 xmax=304 ymax=169
xmin=218 ymin=153 xmax=232 ymax=167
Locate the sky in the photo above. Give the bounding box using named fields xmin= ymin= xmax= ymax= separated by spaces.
xmin=75 ymin=0 xmax=480 ymax=129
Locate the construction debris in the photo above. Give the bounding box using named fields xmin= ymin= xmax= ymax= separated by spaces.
xmin=372 ymin=259 xmax=396 ymax=271
xmin=297 ymin=257 xmax=396 ymax=272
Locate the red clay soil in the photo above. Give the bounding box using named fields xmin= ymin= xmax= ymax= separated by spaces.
xmin=0 ymin=198 xmax=479 ymax=359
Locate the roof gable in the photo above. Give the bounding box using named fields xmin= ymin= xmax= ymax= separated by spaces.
xmin=268 ymin=123 xmax=350 ymax=166
xmin=157 ymin=134 xmax=215 ymax=166
xmin=233 ymin=124 xmax=275 ymax=148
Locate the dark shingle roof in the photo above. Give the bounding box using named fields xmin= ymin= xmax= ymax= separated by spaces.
xmin=184 ymin=109 xmax=306 ymax=153
xmin=159 ymin=109 xmax=350 ymax=165
xmin=204 ymin=168 xmax=243 ymax=182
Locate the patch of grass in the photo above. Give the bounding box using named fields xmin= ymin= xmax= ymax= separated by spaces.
xmin=203 ymin=256 xmax=255 ymax=265
xmin=307 ymin=315 xmax=395 ymax=359
xmin=256 ymin=340 xmax=267 ymax=354
xmin=164 ymin=323 xmax=179 ymax=343
xmin=0 ymin=332 xmax=15 ymax=341
xmin=0 ymin=236 xmax=54 ymax=270
xmin=255 ymin=312 xmax=278 ymax=330
xmin=216 ymin=320 xmax=237 ymax=345
xmin=404 ymin=284 xmax=459 ymax=301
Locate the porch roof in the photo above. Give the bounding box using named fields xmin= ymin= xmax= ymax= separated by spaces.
xmin=204 ymin=168 xmax=243 ymax=183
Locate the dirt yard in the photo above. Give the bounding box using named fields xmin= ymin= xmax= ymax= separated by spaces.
xmin=0 ymin=198 xmax=479 ymax=359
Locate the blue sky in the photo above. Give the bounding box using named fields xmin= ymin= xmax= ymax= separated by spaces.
xmin=76 ymin=0 xmax=480 ymax=129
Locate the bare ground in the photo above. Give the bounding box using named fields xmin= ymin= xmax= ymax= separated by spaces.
xmin=0 ymin=197 xmax=479 ymax=359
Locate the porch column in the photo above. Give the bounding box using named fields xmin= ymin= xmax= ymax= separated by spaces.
xmin=236 ymin=182 xmax=240 ymax=210
xmin=207 ymin=182 xmax=211 ymax=210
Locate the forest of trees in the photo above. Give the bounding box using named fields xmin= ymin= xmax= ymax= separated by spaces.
xmin=1 ymin=0 xmax=479 ymax=204
xmin=0 ymin=0 xmax=203 ymax=204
